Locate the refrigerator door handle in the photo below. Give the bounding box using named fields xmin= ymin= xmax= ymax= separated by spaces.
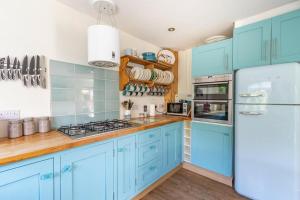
xmin=239 ymin=93 xmax=264 ymax=97
xmin=239 ymin=111 xmax=263 ymax=116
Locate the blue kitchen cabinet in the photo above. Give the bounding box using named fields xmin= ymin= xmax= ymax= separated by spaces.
xmin=271 ymin=9 xmax=300 ymax=64
xmin=116 ymin=135 xmax=136 ymax=200
xmin=191 ymin=122 xmax=233 ymax=177
xmin=162 ymin=122 xmax=183 ymax=173
xmin=60 ymin=142 xmax=114 ymax=200
xmin=233 ymin=19 xmax=272 ymax=69
xmin=192 ymin=38 xmax=232 ymax=77
xmin=136 ymin=128 xmax=163 ymax=192
xmin=0 ymin=158 xmax=54 ymax=200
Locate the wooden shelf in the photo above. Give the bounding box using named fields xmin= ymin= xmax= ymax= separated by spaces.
xmin=119 ymin=51 xmax=178 ymax=101
xmin=121 ymin=55 xmax=174 ymax=70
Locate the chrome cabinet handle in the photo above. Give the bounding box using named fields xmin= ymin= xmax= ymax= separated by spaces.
xmin=239 ymin=111 xmax=263 ymax=116
xmin=40 ymin=172 xmax=54 ymax=180
xmin=274 ymin=38 xmax=278 ymax=59
xmin=149 ymin=145 xmax=156 ymax=150
xmin=224 ymin=54 xmax=229 ymax=71
xmin=239 ymin=93 xmax=264 ymax=97
xmin=117 ymin=147 xmax=127 ymax=152
xmin=149 ymin=134 xmax=154 ymax=138
xmin=61 ymin=165 xmax=73 ymax=174
xmin=149 ymin=166 xmax=156 ymax=171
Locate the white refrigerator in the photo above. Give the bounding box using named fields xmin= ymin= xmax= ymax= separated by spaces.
xmin=235 ymin=63 xmax=300 ymax=200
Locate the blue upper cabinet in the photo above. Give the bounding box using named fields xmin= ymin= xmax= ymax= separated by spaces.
xmin=162 ymin=122 xmax=183 ymax=173
xmin=191 ymin=122 xmax=233 ymax=177
xmin=116 ymin=135 xmax=136 ymax=200
xmin=233 ymin=19 xmax=272 ymax=69
xmin=0 ymin=159 xmax=54 ymax=200
xmin=271 ymin=9 xmax=300 ymax=64
xmin=192 ymin=39 xmax=233 ymax=77
xmin=60 ymin=142 xmax=114 ymax=200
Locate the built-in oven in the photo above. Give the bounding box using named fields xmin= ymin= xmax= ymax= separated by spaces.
xmin=192 ymin=74 xmax=233 ymax=124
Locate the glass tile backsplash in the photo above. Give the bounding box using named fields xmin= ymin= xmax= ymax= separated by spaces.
xmin=50 ymin=60 xmax=119 ymax=128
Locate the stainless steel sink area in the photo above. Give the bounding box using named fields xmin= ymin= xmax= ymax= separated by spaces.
xmin=129 ymin=116 xmax=168 ymax=125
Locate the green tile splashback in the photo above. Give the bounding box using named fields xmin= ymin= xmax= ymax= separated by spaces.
xmin=50 ymin=60 xmax=119 ymax=128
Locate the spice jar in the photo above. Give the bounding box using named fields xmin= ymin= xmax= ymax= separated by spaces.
xmin=23 ymin=118 xmax=36 ymax=136
xmin=8 ymin=120 xmax=23 ymax=139
xmin=38 ymin=117 xmax=50 ymax=133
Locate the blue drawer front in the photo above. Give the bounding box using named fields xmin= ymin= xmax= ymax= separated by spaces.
xmin=138 ymin=128 xmax=161 ymax=146
xmin=136 ymin=158 xmax=162 ymax=191
xmin=138 ymin=140 xmax=161 ymax=167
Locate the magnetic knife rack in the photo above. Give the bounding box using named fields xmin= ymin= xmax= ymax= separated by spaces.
xmin=0 ymin=55 xmax=46 ymax=88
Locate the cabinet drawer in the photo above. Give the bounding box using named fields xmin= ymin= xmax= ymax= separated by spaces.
xmin=138 ymin=128 xmax=161 ymax=146
xmin=137 ymin=158 xmax=162 ymax=191
xmin=138 ymin=140 xmax=161 ymax=167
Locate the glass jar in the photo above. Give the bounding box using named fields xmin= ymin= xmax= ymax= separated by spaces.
xmin=23 ymin=118 xmax=36 ymax=136
xmin=38 ymin=117 xmax=50 ymax=133
xmin=8 ymin=120 xmax=23 ymax=138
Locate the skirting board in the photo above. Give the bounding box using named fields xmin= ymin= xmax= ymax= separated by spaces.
xmin=133 ymin=164 xmax=182 ymax=200
xmin=182 ymin=162 xmax=233 ymax=187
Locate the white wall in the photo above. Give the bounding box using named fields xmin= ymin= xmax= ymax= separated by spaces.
xmin=0 ymin=0 xmax=161 ymax=119
xmin=235 ymin=1 xmax=300 ymax=27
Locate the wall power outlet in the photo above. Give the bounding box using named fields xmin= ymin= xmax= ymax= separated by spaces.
xmin=0 ymin=110 xmax=20 ymax=120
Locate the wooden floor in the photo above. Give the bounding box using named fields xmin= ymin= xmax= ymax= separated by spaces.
xmin=141 ymin=169 xmax=248 ymax=200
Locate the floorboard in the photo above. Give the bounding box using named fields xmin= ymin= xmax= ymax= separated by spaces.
xmin=141 ymin=169 xmax=248 ymax=200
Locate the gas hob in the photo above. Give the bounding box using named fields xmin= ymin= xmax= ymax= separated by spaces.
xmin=58 ymin=119 xmax=137 ymax=139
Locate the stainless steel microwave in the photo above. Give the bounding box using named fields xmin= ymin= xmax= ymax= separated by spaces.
xmin=167 ymin=103 xmax=190 ymax=116
xmin=192 ymin=74 xmax=233 ymax=125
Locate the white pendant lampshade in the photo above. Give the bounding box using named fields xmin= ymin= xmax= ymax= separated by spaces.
xmin=88 ymin=24 xmax=120 ymax=67
xmin=88 ymin=0 xmax=120 ymax=67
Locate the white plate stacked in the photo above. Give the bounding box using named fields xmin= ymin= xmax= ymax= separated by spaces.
xmin=128 ymin=67 xmax=152 ymax=81
xmin=153 ymin=69 xmax=174 ymax=85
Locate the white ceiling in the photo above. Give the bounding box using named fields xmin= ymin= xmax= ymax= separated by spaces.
xmin=58 ymin=0 xmax=295 ymax=50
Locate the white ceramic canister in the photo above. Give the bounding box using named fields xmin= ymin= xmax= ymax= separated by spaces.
xmin=23 ymin=117 xmax=36 ymax=136
xmin=38 ymin=117 xmax=51 ymax=133
xmin=8 ymin=119 xmax=23 ymax=138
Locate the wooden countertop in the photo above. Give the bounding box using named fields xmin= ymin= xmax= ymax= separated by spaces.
xmin=0 ymin=116 xmax=190 ymax=166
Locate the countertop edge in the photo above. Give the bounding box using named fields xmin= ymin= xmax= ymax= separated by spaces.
xmin=0 ymin=117 xmax=189 ymax=166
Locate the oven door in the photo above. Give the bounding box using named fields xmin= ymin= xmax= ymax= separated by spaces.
xmin=194 ymin=82 xmax=230 ymax=100
xmin=192 ymin=100 xmax=232 ymax=124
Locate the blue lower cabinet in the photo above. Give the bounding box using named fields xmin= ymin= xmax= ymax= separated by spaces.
xmin=60 ymin=142 xmax=114 ymax=200
xmin=138 ymin=140 xmax=161 ymax=167
xmin=136 ymin=158 xmax=162 ymax=191
xmin=191 ymin=122 xmax=233 ymax=177
xmin=116 ymin=135 xmax=136 ymax=200
xmin=162 ymin=122 xmax=183 ymax=173
xmin=0 ymin=159 xmax=54 ymax=200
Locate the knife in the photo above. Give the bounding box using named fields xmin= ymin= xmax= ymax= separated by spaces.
xmin=4 ymin=56 xmax=10 ymax=80
xmin=36 ymin=55 xmax=41 ymax=86
xmin=0 ymin=58 xmax=4 ymax=80
xmin=12 ymin=58 xmax=17 ymax=80
xmin=29 ymin=56 xmax=35 ymax=87
xmin=17 ymin=60 xmax=21 ymax=80
xmin=22 ymin=55 xmax=29 ymax=86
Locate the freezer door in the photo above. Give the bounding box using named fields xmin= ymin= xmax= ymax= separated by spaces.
xmin=235 ymin=63 xmax=300 ymax=104
xmin=235 ymin=104 xmax=300 ymax=200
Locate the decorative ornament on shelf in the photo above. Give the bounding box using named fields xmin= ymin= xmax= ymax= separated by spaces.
xmin=157 ymin=48 xmax=176 ymax=66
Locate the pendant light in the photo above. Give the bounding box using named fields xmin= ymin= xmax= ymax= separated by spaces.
xmin=88 ymin=0 xmax=120 ymax=67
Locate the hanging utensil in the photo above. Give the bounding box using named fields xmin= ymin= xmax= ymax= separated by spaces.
xmin=16 ymin=60 xmax=22 ymax=80
xmin=0 ymin=58 xmax=4 ymax=80
xmin=12 ymin=57 xmax=18 ymax=80
xmin=6 ymin=56 xmax=13 ymax=80
xmin=29 ymin=56 xmax=36 ymax=87
xmin=39 ymin=56 xmax=46 ymax=89
xmin=22 ymin=55 xmax=29 ymax=87
xmin=35 ymin=55 xmax=41 ymax=87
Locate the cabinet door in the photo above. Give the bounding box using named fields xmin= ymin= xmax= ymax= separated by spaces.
xmin=191 ymin=122 xmax=233 ymax=177
xmin=116 ymin=135 xmax=136 ymax=200
xmin=61 ymin=142 xmax=114 ymax=200
xmin=233 ymin=19 xmax=271 ymax=69
xmin=272 ymin=9 xmax=300 ymax=64
xmin=192 ymin=39 xmax=232 ymax=77
xmin=0 ymin=159 xmax=54 ymax=200
xmin=162 ymin=123 xmax=183 ymax=173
